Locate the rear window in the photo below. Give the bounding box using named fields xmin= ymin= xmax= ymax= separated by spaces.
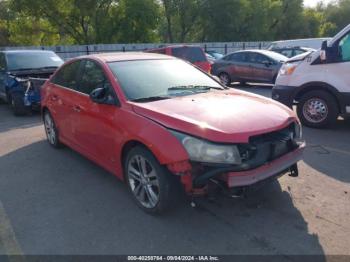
xmin=6 ymin=52 xmax=63 ymax=71
xmin=171 ymin=47 xmax=207 ymax=63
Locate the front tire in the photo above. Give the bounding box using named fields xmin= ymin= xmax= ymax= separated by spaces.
xmin=125 ymin=146 xmax=174 ymax=214
xmin=43 ymin=110 xmax=62 ymax=148
xmin=10 ymin=93 xmax=31 ymax=116
xmin=297 ymin=90 xmax=339 ymax=128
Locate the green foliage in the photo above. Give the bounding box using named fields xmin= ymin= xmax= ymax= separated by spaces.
xmin=0 ymin=0 xmax=350 ymax=46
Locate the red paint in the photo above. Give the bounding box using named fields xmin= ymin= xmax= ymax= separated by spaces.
xmin=41 ymin=53 xmax=301 ymax=193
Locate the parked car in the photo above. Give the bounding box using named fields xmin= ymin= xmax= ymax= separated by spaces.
xmin=0 ymin=50 xmax=63 ymax=115
xmin=206 ymin=50 xmax=224 ymax=60
xmin=205 ymin=53 xmax=216 ymax=64
xmin=41 ymin=52 xmax=304 ymax=214
xmin=267 ymin=38 xmax=332 ymax=50
xmin=270 ymin=47 xmax=316 ymax=58
xmin=273 ymin=24 xmax=350 ymax=128
xmin=211 ymin=50 xmax=288 ymax=86
xmin=145 ymin=45 xmax=211 ymax=73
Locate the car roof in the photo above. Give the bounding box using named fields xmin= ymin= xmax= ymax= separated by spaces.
xmin=227 ymin=49 xmax=288 ymax=61
xmin=77 ymin=52 xmax=175 ymax=63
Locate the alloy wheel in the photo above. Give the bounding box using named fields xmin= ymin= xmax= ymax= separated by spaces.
xmin=44 ymin=113 xmax=56 ymax=145
xmin=127 ymin=155 xmax=160 ymax=209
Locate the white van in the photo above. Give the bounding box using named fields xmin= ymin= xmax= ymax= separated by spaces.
xmin=272 ymin=24 xmax=350 ymax=128
xmin=268 ymin=38 xmax=332 ymax=50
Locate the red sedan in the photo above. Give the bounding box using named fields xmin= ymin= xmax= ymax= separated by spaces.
xmin=41 ymin=52 xmax=305 ymax=214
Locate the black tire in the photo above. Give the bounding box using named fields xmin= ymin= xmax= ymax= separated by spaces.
xmin=10 ymin=93 xmax=31 ymax=116
xmin=297 ymin=90 xmax=339 ymax=128
xmin=124 ymin=146 xmax=175 ymax=214
xmin=240 ymin=81 xmax=247 ymax=86
xmin=43 ymin=110 xmax=62 ymax=148
xmin=219 ymin=72 xmax=231 ymax=86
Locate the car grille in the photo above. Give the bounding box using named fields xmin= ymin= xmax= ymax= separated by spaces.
xmin=238 ymin=123 xmax=298 ymax=169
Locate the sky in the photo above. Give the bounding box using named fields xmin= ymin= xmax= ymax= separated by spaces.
xmin=304 ymin=0 xmax=335 ymax=7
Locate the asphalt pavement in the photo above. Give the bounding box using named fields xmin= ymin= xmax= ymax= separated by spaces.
xmin=0 ymin=86 xmax=349 ymax=256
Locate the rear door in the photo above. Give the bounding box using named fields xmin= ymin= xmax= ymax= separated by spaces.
xmin=0 ymin=53 xmax=7 ymax=100
xmin=225 ymin=52 xmax=252 ymax=81
xmin=71 ymin=59 xmax=120 ymax=169
xmin=49 ymin=60 xmax=82 ymax=144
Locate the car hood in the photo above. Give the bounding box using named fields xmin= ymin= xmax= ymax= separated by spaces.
xmin=131 ymin=90 xmax=297 ymax=143
xmin=287 ymin=51 xmax=315 ymax=63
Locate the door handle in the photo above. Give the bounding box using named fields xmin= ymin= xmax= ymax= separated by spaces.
xmin=51 ymin=95 xmax=58 ymax=101
xmin=73 ymin=105 xmax=81 ymax=112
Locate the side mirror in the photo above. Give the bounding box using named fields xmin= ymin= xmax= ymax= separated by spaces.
xmin=320 ymin=40 xmax=328 ymax=61
xmin=90 ymin=87 xmax=119 ymax=106
xmin=263 ymin=61 xmax=272 ymax=67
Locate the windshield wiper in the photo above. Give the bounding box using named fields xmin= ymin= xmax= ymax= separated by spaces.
xmin=168 ymin=85 xmax=224 ymax=91
xmin=131 ymin=96 xmax=171 ymax=103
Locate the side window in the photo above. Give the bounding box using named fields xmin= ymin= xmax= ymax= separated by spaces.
xmin=0 ymin=53 xmax=6 ymax=70
xmin=255 ymin=54 xmax=271 ymax=64
xmin=52 ymin=61 xmax=81 ymax=90
xmin=79 ymin=60 xmax=107 ymax=95
xmin=230 ymin=53 xmax=246 ymax=62
xmin=294 ymin=49 xmax=305 ymax=56
xmin=339 ymin=33 xmax=350 ymax=62
xmin=246 ymin=53 xmax=267 ymax=64
xmin=280 ymin=49 xmax=293 ymax=58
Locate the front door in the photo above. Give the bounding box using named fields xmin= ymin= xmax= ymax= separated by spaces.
xmin=325 ymin=31 xmax=350 ymax=100
xmin=71 ymin=59 xmax=121 ymax=171
xmin=247 ymin=53 xmax=274 ymax=83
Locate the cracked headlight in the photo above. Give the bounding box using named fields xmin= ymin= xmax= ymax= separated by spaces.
xmin=171 ymin=130 xmax=242 ymax=165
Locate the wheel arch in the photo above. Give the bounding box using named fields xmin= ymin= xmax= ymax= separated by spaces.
xmin=294 ymin=82 xmax=343 ymax=113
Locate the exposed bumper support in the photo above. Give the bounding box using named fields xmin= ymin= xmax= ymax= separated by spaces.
xmin=225 ymin=143 xmax=304 ymax=187
xmin=193 ymin=143 xmax=305 ymax=188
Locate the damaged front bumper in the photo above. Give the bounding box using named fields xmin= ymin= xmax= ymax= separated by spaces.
xmin=223 ymin=143 xmax=304 ymax=188
xmin=168 ymin=142 xmax=305 ymax=195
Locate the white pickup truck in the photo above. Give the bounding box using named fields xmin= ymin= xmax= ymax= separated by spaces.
xmin=272 ymin=24 xmax=350 ymax=128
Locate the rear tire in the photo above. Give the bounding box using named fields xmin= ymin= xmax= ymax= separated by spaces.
xmin=124 ymin=146 xmax=175 ymax=215
xmin=219 ymin=72 xmax=231 ymax=86
xmin=10 ymin=93 xmax=31 ymax=116
xmin=297 ymin=90 xmax=338 ymax=128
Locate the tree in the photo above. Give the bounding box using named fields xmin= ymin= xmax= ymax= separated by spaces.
xmin=161 ymin=0 xmax=203 ymax=43
xmin=117 ymin=0 xmax=160 ymax=43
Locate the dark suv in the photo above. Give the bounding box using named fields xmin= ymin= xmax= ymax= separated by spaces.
xmin=145 ymin=45 xmax=211 ymax=73
xmin=0 ymin=50 xmax=63 ymax=115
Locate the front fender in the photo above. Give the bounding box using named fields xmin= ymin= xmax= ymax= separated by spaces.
xmin=132 ymin=119 xmax=189 ymax=165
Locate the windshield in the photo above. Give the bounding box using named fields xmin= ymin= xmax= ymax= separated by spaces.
xmin=108 ymin=59 xmax=223 ymax=101
xmin=263 ymin=51 xmax=288 ymax=62
xmin=6 ymin=52 xmax=63 ymax=71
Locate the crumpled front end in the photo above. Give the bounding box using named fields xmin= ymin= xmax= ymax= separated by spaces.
xmin=167 ymin=122 xmax=305 ymax=196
